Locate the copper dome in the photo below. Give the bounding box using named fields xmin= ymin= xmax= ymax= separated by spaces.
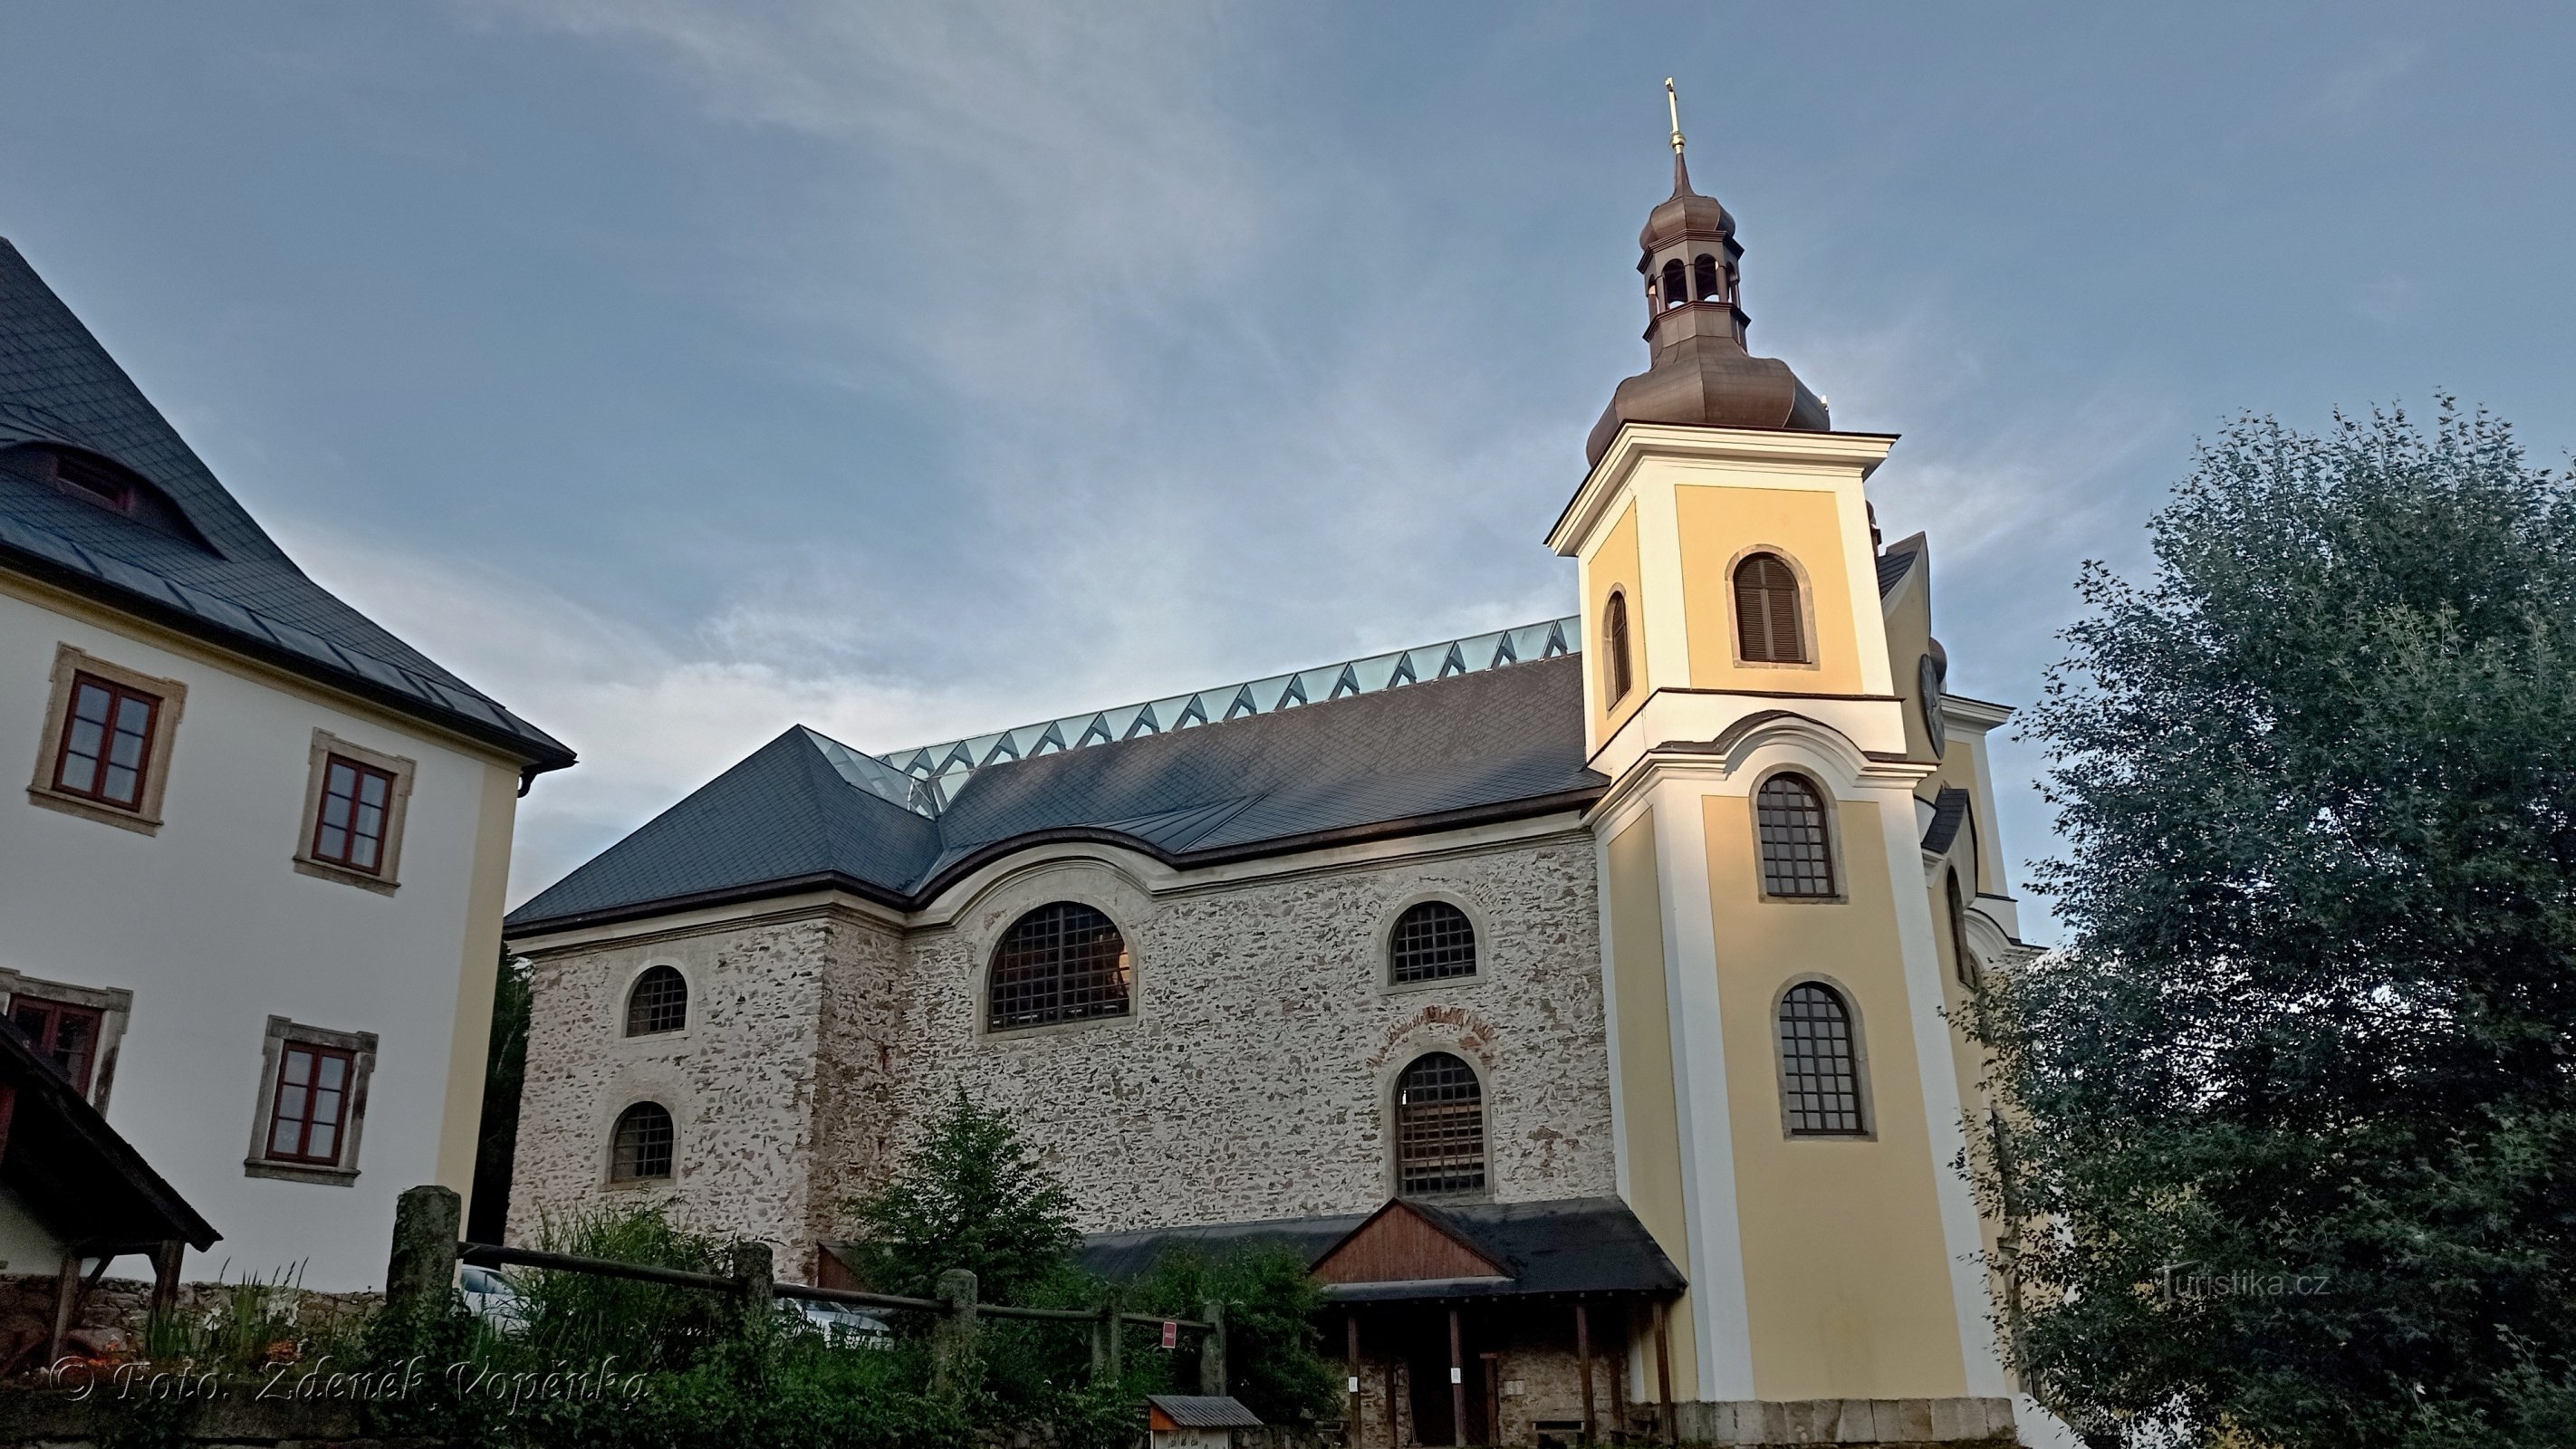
xmin=1639 ymin=157 xmax=1734 ymax=249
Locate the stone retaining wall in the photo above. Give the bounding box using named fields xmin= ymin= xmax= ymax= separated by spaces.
xmin=0 ymin=1273 xmax=380 ymax=1371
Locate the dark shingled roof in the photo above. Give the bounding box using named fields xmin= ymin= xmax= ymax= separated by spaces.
xmin=509 ymin=651 xmax=1604 ymax=930
xmin=0 ymin=1014 xmax=217 ymax=1254
xmin=0 ymin=240 xmax=571 ymax=771
xmin=1877 ymin=542 xmax=1918 ymax=597
xmin=1078 ymin=1196 xmax=1684 ymax=1301
xmin=1147 ymin=1396 xmax=1264 ymax=1429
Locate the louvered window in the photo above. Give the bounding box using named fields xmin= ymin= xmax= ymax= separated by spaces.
xmin=1395 ymin=1052 xmax=1485 ymax=1195
xmin=1756 ymin=773 xmax=1836 ymax=897
xmin=1734 ymin=552 xmax=1807 ymax=663
xmin=1604 ymin=591 xmax=1633 ymax=702
xmin=1777 ymin=984 xmax=1866 ymax=1136
xmin=988 ymin=903 xmax=1131 ymax=1032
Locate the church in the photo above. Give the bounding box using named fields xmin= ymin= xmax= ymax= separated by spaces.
xmin=505 ymin=103 xmax=2041 ymax=1448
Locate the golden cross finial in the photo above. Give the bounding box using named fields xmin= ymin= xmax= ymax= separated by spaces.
xmin=1666 ymin=78 xmax=1686 ymax=157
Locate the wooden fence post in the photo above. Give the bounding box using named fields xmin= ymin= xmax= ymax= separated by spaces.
xmin=931 ymin=1268 xmax=979 ymax=1395
xmin=1092 ymin=1288 xmax=1122 ymax=1384
xmin=728 ymin=1242 xmax=774 ymax=1339
xmin=1199 ymin=1300 xmax=1226 ymax=1396
xmin=385 ymin=1185 xmax=461 ymax=1315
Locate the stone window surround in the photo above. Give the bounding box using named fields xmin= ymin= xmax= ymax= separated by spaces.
xmin=291 ymin=730 xmax=418 ymax=895
xmin=244 ymin=1015 xmax=378 ymax=1185
xmin=614 ymin=959 xmax=697 ymax=1044
xmin=0 ymin=969 xmax=134 ymax=1113
xmin=1769 ymin=972 xmax=1878 ymax=1141
xmin=25 ymin=643 xmax=187 ymax=835
xmin=1375 ymin=889 xmax=1492 ymax=997
xmin=1745 ymin=763 xmax=1851 ymax=905
xmin=1379 ymin=1043 xmax=1496 ymax=1204
xmin=1721 ymin=542 xmax=1823 ymax=674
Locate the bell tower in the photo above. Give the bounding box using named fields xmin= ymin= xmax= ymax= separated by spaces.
xmin=1556 ymin=85 xmax=2023 ymax=1436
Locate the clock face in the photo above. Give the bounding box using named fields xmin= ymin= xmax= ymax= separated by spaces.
xmin=1919 ymin=653 xmax=1946 ymax=756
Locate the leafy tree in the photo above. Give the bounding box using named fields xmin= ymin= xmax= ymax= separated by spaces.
xmin=467 ymin=952 xmax=533 ymax=1245
xmin=1976 ymin=404 xmax=2576 ymax=1447
xmin=1135 ymin=1244 xmax=1342 ymax=1425
xmin=846 ymin=1087 xmax=1082 ymax=1304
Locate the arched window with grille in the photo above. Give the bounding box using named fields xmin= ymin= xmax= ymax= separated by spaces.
xmin=1755 ymin=772 xmax=1837 ymax=898
xmin=610 ymin=1102 xmax=675 ymax=1181
xmin=1734 ymin=552 xmax=1807 ymax=664
xmin=1693 ymin=254 xmax=1722 ymax=302
xmin=1776 ymin=983 xmax=1866 ymax=1136
xmin=1659 ymin=258 xmax=1688 ymax=308
xmin=625 ymin=965 xmax=688 ymax=1036
xmin=987 ymin=902 xmax=1131 ymax=1032
xmin=1390 ymin=901 xmax=1477 ymax=984
xmin=1394 ymin=1052 xmax=1485 ymax=1195
xmin=1604 ymin=590 xmax=1634 ymax=703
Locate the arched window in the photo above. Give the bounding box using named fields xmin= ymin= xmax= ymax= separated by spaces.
xmin=1395 ymin=1052 xmax=1485 ymax=1195
xmin=1659 ymin=258 xmax=1687 ymax=308
xmin=1693 ymin=254 xmax=1721 ymax=302
xmin=1390 ymin=901 xmax=1476 ymax=984
xmin=1734 ymin=552 xmax=1806 ymax=663
xmin=1756 ymin=773 xmax=1836 ymax=897
xmin=625 ymin=965 xmax=688 ymax=1036
xmin=1776 ymin=984 xmax=1865 ymax=1136
xmin=987 ymin=902 xmax=1131 ymax=1032
xmin=1946 ymin=871 xmax=1978 ymax=989
xmin=1604 ymin=590 xmax=1633 ymax=703
xmin=610 ymin=1102 xmax=675 ymax=1181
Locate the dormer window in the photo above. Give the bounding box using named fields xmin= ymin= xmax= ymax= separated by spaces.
xmin=0 ymin=445 xmax=208 ymax=545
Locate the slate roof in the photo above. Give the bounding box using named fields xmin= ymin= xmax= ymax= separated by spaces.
xmin=0 ymin=240 xmax=571 ymax=771
xmin=1921 ymin=785 xmax=1973 ymax=855
xmin=1078 ymin=1196 xmax=1685 ymax=1301
xmin=508 ymin=651 xmax=1604 ymax=930
xmin=0 ymin=1013 xmax=217 ymax=1253
xmin=1147 ymin=1396 xmax=1264 ymax=1429
xmin=1877 ymin=538 xmax=1919 ymax=596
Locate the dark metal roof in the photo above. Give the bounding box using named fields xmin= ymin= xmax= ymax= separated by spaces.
xmin=1147 ymin=1396 xmax=1264 ymax=1429
xmin=1877 ymin=543 xmax=1918 ymax=597
xmin=508 ymin=652 xmax=1604 ymax=932
xmin=0 ymin=1017 xmax=217 ymax=1253
xmin=1078 ymin=1196 xmax=1684 ymax=1303
xmin=0 ymin=240 xmax=572 ymax=772
xmin=1921 ymin=785 xmax=1973 ymax=856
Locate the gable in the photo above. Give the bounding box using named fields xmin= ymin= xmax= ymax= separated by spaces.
xmin=1310 ymin=1200 xmax=1509 ymax=1286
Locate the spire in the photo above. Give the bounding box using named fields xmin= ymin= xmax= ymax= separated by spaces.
xmin=1582 ymin=82 xmax=1831 ymax=465
xmin=1666 ymin=78 xmax=1692 ymax=196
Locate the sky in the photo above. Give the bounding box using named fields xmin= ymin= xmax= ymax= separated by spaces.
xmin=3 ymin=4 xmax=2571 ymax=929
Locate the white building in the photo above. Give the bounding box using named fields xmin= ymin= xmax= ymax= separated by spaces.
xmin=0 ymin=239 xmax=573 ymax=1290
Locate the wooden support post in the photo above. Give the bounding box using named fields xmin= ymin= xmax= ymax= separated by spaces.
xmin=385 ymin=1184 xmax=461 ymax=1316
xmin=1480 ymin=1350 xmax=1502 ymax=1447
xmin=1385 ymin=1358 xmax=1399 ymax=1448
xmin=47 ymin=1253 xmax=79 ymax=1363
xmin=1447 ymin=1306 xmax=1466 ymax=1448
xmin=1200 ymin=1299 xmax=1227 ymax=1396
xmin=1577 ymin=1300 xmax=1597 ymax=1444
xmin=728 ymin=1241 xmax=774 ymax=1340
xmin=1346 ymin=1313 xmax=1363 ymax=1446
xmin=930 ymin=1268 xmax=978 ymax=1396
xmin=1654 ymin=1300 xmax=1675 ymax=1446
xmin=149 ymin=1241 xmax=184 ymax=1319
xmin=1609 ymin=1303 xmax=1629 ymax=1439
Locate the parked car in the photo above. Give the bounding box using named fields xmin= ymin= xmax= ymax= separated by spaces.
xmin=459 ymin=1264 xmax=529 ymax=1330
xmin=785 ymin=1297 xmax=892 ymax=1347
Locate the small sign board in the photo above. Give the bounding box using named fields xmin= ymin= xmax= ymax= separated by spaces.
xmin=1161 ymin=1319 xmax=1178 ymax=1349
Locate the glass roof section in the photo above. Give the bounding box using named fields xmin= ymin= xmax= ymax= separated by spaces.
xmin=822 ymin=616 xmax=1581 ymax=819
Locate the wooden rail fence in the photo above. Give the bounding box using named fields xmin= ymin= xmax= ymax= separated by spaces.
xmin=387 ymin=1185 xmax=1226 ymax=1393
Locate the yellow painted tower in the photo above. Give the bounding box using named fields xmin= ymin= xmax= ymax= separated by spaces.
xmin=1555 ymin=86 xmax=2029 ymax=1434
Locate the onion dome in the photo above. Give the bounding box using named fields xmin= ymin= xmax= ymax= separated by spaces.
xmin=1587 ymin=83 xmax=1830 ymax=467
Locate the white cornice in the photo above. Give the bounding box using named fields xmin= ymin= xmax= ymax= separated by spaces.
xmin=1546 ymin=423 xmax=1900 ymax=557
xmin=1938 ymin=694 xmax=2014 ymax=731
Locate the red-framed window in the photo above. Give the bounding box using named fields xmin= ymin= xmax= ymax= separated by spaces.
xmin=311 ymin=754 xmax=396 ymax=873
xmin=53 ymin=673 xmax=160 ymax=809
xmin=10 ymin=996 xmax=104 ymax=1097
xmin=265 ymin=1042 xmax=355 ymax=1166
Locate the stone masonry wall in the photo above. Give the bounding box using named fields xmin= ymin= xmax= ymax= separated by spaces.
xmin=511 ymin=825 xmax=1617 ymax=1263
